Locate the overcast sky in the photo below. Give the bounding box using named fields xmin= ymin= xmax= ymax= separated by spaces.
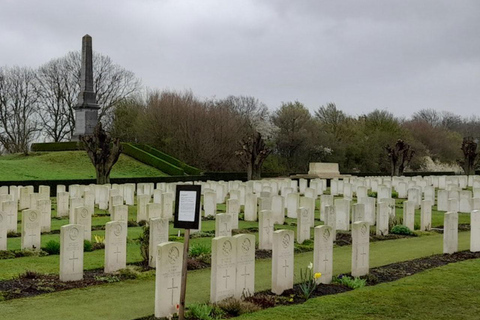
xmin=1 ymin=0 xmax=479 ymax=118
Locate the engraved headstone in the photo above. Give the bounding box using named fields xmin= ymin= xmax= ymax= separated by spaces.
xmin=352 ymin=221 xmax=370 ymax=277
xmin=471 ymin=210 xmax=480 ymax=252
xmin=155 ymin=242 xmax=183 ymax=318
xmin=443 ymin=212 xmax=458 ymax=254
xmin=74 ymin=206 xmax=92 ymax=241
xmin=215 ymin=213 xmax=232 ymax=237
xmin=259 ymin=210 xmax=274 ymax=250
xmin=21 ymin=209 xmax=41 ymax=250
xmin=314 ymin=225 xmax=333 ymax=284
xmin=234 ymin=234 xmax=255 ymax=299
xmin=271 ymin=195 xmax=285 ymax=225
xmin=37 ymin=199 xmax=52 ymax=233
xmin=244 ymin=193 xmax=258 ymax=221
xmin=403 ymin=201 xmax=415 ymax=231
xmin=104 ymin=221 xmax=127 ymax=273
xmin=0 ymin=211 xmax=7 ymax=250
xmin=272 ymin=230 xmax=294 ymax=295
xmin=297 ymin=207 xmax=311 ymax=244
xmin=137 ymin=194 xmax=150 ymax=222
xmin=149 ymin=217 xmax=170 ymax=268
xmin=60 ymin=224 xmax=84 ymax=281
xmin=211 ymin=236 xmax=237 ymax=303
xmin=420 ymin=200 xmax=432 ymax=231
xmin=3 ymin=200 xmax=18 ymax=233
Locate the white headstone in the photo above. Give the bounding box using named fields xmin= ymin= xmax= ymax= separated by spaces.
xmin=258 ymin=210 xmax=274 ymax=250
xmin=147 ymin=203 xmax=162 ymax=220
xmin=60 ymin=224 xmax=84 ymax=281
xmin=210 ymin=236 xmax=237 ymax=303
xmin=3 ymin=200 xmax=18 ymax=233
xmin=320 ymin=195 xmax=334 ymax=221
xmin=443 ymin=212 xmax=458 ymax=254
xmin=104 ymin=221 xmax=127 ymax=273
xmin=420 ymin=200 xmax=432 ymax=231
xmin=226 ymin=199 xmax=240 ymax=230
xmin=149 ymin=217 xmax=170 ymax=267
xmin=286 ymin=193 xmax=299 ymax=218
xmin=203 ymin=191 xmax=217 ymax=218
xmin=271 ymin=195 xmax=285 ymax=225
xmin=297 ymin=207 xmax=311 ymax=244
xmin=234 ymin=234 xmax=255 ymax=299
xmin=112 ymin=205 xmax=129 ymax=222
xmin=351 ymin=221 xmax=370 ymax=277
xmin=0 ymin=211 xmax=7 ymax=250
xmin=137 ymin=194 xmax=150 ymax=222
xmin=272 ymin=229 xmax=294 ymax=295
xmin=21 ymin=209 xmax=41 ymax=250
xmin=376 ymin=201 xmax=389 ymax=236
xmin=403 ymin=201 xmax=415 ymax=231
xmin=162 ymin=193 xmax=174 ymax=220
xmin=215 ymin=213 xmax=232 ymax=237
xmin=334 ymin=198 xmax=350 ymax=231
xmin=471 ymin=210 xmax=480 ymax=252
xmin=74 ymin=206 xmax=92 ymax=242
xmin=155 ymin=242 xmax=183 ymax=318
xmin=244 ymin=193 xmax=258 ymax=222
xmin=314 ymin=225 xmax=333 ymax=284
xmin=37 ymin=199 xmax=52 ymax=233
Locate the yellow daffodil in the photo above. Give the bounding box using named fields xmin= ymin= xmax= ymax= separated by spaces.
xmin=314 ymin=272 xmax=322 ymax=279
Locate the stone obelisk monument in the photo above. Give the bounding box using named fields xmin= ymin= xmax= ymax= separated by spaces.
xmin=72 ymin=34 xmax=100 ymax=141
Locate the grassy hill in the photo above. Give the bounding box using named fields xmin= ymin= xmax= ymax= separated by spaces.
xmin=0 ymin=151 xmax=168 ymax=181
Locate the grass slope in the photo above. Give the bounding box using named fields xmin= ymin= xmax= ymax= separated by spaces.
xmin=0 ymin=151 xmax=167 ymax=180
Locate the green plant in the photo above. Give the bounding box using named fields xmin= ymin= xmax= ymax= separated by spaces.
xmin=189 ymin=243 xmax=211 ymax=258
xmin=42 ymin=240 xmax=61 ymax=255
xmin=137 ymin=225 xmax=150 ymax=267
xmin=0 ymin=250 xmax=16 ymax=259
xmin=94 ymin=275 xmax=120 ymax=283
xmin=186 ymin=303 xmax=224 ymax=320
xmin=298 ymin=262 xmax=321 ymax=300
xmin=215 ymin=297 xmax=260 ymax=316
xmin=84 ymin=240 xmax=93 ymax=252
xmin=118 ymin=266 xmax=142 ymax=280
xmin=391 ymin=225 xmax=414 ymax=236
xmin=333 ymin=275 xmax=366 ymax=289
xmin=368 ymin=191 xmax=378 ymax=198
xmin=391 ymin=191 xmax=399 ymax=198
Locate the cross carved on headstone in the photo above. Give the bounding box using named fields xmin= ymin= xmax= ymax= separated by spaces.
xmin=359 ymin=246 xmax=367 ymax=267
xmin=282 ymin=259 xmax=289 ymax=277
xmin=167 ymin=277 xmax=178 ymax=305
xmin=240 ymin=265 xmax=250 ymax=288
xmin=70 ymin=251 xmax=79 ymax=272
xmin=323 ymin=254 xmax=329 ymax=269
xmin=7 ymin=212 xmax=15 ymax=224
xmin=223 ymin=269 xmax=231 ymax=289
xmin=114 ymin=246 xmax=121 ymax=263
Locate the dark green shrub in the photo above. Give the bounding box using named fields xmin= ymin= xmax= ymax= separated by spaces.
xmin=136 ymin=225 xmax=150 ymax=267
xmin=0 ymin=250 xmax=16 ymax=259
xmin=31 ymin=141 xmax=84 ymax=151
xmin=42 ymin=240 xmax=60 ymax=255
xmin=118 ymin=266 xmax=141 ymax=280
xmin=122 ymin=143 xmax=185 ymax=176
xmin=390 ymin=225 xmax=414 ymax=236
xmin=84 ymin=240 xmax=93 ymax=252
xmin=367 ymin=191 xmax=377 ymax=198
xmin=186 ymin=303 xmax=223 ymax=320
xmin=216 ymin=297 xmax=260 ymax=316
xmin=134 ymin=144 xmax=202 ymax=175
xmin=332 ymin=275 xmax=366 ymax=289
xmin=189 ymin=243 xmax=211 ymax=258
xmin=391 ymin=191 xmax=399 ymax=198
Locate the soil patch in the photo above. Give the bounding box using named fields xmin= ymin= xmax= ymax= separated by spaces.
xmin=0 ymin=269 xmax=133 ymax=300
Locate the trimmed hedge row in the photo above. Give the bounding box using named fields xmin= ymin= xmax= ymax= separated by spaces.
xmin=122 ymin=143 xmax=185 ymax=176
xmin=133 ymin=144 xmax=202 ymax=175
xmin=31 ymin=141 xmax=84 ymax=152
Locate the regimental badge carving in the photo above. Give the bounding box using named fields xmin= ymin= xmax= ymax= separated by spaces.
xmin=81 ymin=208 xmax=88 ymax=218
xmin=241 ymin=238 xmax=251 ymax=254
xmin=168 ymin=246 xmax=180 ymax=264
xmin=113 ymin=223 xmax=122 ymax=236
xmin=222 ymin=240 xmax=233 ymax=256
xmin=282 ymin=233 xmax=290 ymax=249
xmin=69 ymin=227 xmax=80 ymax=241
xmin=29 ymin=211 xmax=38 ymax=222
xmin=361 ymin=224 xmax=368 ymax=235
xmin=323 ymin=228 xmax=331 ymax=241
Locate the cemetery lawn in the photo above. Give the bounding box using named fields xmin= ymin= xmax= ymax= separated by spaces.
xmin=0 ymin=151 xmax=167 ymax=180
xmin=0 ymin=231 xmax=472 ymax=320
xmin=238 ymin=258 xmax=480 ymax=320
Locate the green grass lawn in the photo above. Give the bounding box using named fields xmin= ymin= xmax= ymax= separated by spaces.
xmin=238 ymin=258 xmax=480 ymax=320
xmin=0 ymin=151 xmax=167 ymax=180
xmin=0 ymin=230 xmax=473 ymax=320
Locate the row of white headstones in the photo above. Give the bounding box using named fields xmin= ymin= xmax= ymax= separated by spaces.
xmin=1 ymin=177 xmax=480 ymax=316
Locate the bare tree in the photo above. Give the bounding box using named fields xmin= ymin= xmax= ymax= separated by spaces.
xmin=81 ymin=122 xmax=122 ymax=184
xmin=385 ymin=139 xmax=415 ymax=176
xmin=460 ymin=137 xmax=477 ymax=175
xmin=36 ymin=58 xmax=77 ymax=141
xmin=37 ymin=51 xmax=141 ymax=141
xmin=236 ymin=131 xmax=271 ymax=180
xmin=0 ymin=66 xmax=40 ymax=154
